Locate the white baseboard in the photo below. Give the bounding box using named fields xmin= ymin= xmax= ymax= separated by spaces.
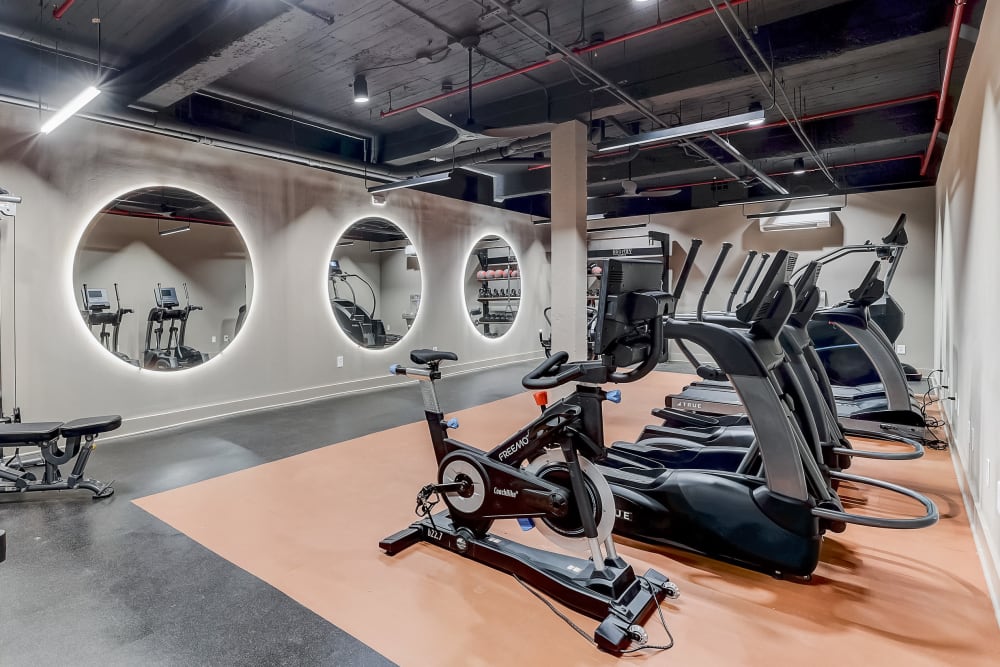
xmin=106 ymin=351 xmax=543 ymax=440
xmin=942 ymin=411 xmax=1000 ymax=630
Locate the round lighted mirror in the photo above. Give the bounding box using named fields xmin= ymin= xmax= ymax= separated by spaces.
xmin=73 ymin=187 xmax=253 ymax=371
xmin=464 ymin=237 xmax=520 ymax=338
xmin=329 ymin=218 xmax=421 ymax=348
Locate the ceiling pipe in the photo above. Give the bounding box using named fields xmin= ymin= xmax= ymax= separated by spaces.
xmin=52 ymin=0 xmax=78 ymax=20
xmin=379 ymin=0 xmax=752 ymax=119
xmin=478 ymin=0 xmax=756 ymax=189
xmin=0 ymin=90 xmax=549 ymax=182
xmin=102 ymin=208 xmax=235 ymax=227
xmin=920 ymin=0 xmax=966 ymax=176
xmin=643 ymin=153 xmax=925 ymax=192
xmin=528 ymin=92 xmax=942 ymax=170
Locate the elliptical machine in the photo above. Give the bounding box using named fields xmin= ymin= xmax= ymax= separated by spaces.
xmin=381 ymin=258 xmax=679 ymax=654
xmin=81 ymin=283 xmax=139 ymax=366
xmin=143 ymin=283 xmax=208 ymax=370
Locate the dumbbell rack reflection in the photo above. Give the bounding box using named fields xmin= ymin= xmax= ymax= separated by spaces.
xmin=474 ymin=245 xmax=519 ymax=337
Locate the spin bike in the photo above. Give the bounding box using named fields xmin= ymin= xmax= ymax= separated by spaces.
xmin=381 ymin=269 xmax=679 ymax=654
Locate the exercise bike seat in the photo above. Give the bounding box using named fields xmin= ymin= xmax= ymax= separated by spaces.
xmin=0 ymin=422 xmax=63 ymax=444
xmin=60 ymin=415 xmax=123 ymax=438
xmin=410 ymin=349 xmax=458 ymax=365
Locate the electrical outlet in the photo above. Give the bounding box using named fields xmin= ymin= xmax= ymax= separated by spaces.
xmin=336 ymin=356 xmax=344 ymax=368
xmin=895 ymin=343 xmax=906 ymax=355
xmin=223 ymin=335 xmax=230 ymax=343
xmin=432 ymin=346 xmax=439 ymax=351
xmin=211 ymin=335 xmax=217 ymax=343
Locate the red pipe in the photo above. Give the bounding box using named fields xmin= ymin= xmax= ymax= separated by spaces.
xmin=52 ymin=0 xmax=78 ymax=20
xmin=722 ymin=91 xmax=940 ymax=137
xmin=919 ymin=0 xmax=966 ymax=176
xmin=525 ymin=92 xmax=939 ymax=172
xmin=102 ymin=208 xmax=235 ymax=227
xmin=380 ymin=0 xmax=753 ymax=119
xmin=643 ymin=153 xmax=924 ymax=192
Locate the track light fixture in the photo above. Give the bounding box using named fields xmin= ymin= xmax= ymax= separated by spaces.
xmin=353 ymin=75 xmax=369 ymax=104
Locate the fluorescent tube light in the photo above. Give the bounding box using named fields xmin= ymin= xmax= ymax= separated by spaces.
xmin=586 ymin=213 xmax=608 ymax=220
xmin=587 ymin=223 xmax=647 ymax=233
xmin=370 ymin=246 xmax=407 ymax=253
xmin=40 ymin=86 xmax=101 ymax=134
xmin=368 ymin=172 xmax=451 ymax=193
xmin=159 ymin=224 xmax=191 ymax=236
xmin=596 ymin=109 xmax=766 ymax=152
xmin=719 ymin=192 xmax=833 ymax=207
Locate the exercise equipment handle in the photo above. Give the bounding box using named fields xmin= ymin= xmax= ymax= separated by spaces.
xmin=813 ymin=471 xmax=939 ymax=529
xmin=522 ymin=351 xmax=584 ymax=389
xmin=742 ymin=252 xmax=770 ymax=305
xmin=672 ymin=239 xmax=702 ymax=303
xmin=697 ymin=242 xmax=733 ymax=321
xmin=727 ymin=251 xmax=758 ymax=313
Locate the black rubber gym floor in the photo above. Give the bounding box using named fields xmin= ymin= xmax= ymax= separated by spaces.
xmin=0 ymin=361 xmax=538 ymax=666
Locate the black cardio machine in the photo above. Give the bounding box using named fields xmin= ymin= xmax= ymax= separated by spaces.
xmin=597 ymin=247 xmax=936 ymax=577
xmin=381 ymin=258 xmax=680 ymax=654
xmin=144 ymin=284 xmax=208 ymax=370
xmin=81 ymin=283 xmax=138 ymax=366
xmin=659 ymin=247 xmax=925 ymax=461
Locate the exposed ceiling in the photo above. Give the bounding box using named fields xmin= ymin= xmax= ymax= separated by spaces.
xmin=104 ymin=186 xmax=232 ymax=225
xmin=0 ymin=0 xmax=987 ymax=218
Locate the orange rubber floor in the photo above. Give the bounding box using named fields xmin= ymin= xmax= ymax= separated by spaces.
xmin=134 ymin=372 xmax=1000 ymax=666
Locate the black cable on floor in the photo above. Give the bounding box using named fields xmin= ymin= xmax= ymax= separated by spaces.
xmin=513 ymin=575 xmax=675 ymax=655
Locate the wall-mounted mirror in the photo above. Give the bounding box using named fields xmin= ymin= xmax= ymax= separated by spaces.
xmin=464 ymin=237 xmax=520 ymax=338
xmin=73 ymin=187 xmax=252 ymax=371
xmin=329 ymin=218 xmax=421 ymax=349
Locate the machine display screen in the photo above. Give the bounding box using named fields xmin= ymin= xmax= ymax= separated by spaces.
xmin=329 ymin=259 xmax=342 ymax=276
xmin=157 ymin=287 xmax=179 ymax=307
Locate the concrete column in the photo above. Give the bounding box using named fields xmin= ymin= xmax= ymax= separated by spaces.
xmin=549 ymin=120 xmax=589 ymax=361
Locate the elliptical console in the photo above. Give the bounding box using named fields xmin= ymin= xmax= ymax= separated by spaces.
xmin=380 ymin=258 xmax=678 ymax=654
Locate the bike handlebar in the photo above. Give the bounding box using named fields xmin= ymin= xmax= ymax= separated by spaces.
xmin=522 ymin=351 xmax=584 ymax=389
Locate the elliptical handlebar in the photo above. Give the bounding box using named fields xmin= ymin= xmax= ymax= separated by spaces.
xmin=697 ymin=242 xmax=733 ymax=321
xmin=727 ymin=250 xmax=758 ymax=313
xmin=742 ymin=252 xmax=769 ymax=306
xmin=671 ymin=239 xmax=702 ymax=307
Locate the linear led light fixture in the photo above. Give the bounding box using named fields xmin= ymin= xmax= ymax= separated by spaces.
xmin=40 ymin=86 xmax=101 ymax=134
xmin=159 ymin=224 xmax=191 ymax=236
xmin=367 ymin=172 xmax=451 ymax=193
xmin=370 ymin=246 xmax=407 ymax=253
xmin=596 ymin=109 xmax=766 ymax=153
xmin=719 ymin=192 xmax=833 ymax=207
xmin=586 ymin=223 xmax=648 ymax=234
xmin=745 ymin=205 xmax=843 ymax=220
xmin=337 ymin=241 xmax=355 ymax=246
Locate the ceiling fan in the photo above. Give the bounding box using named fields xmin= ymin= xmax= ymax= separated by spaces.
xmin=589 ymin=179 xmax=682 ymax=200
xmin=418 ymin=42 xmax=555 ymax=149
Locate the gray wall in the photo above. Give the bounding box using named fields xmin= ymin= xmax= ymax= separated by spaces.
xmin=935 ymin=0 xmax=1000 ymax=608
xmin=0 ymin=102 xmax=548 ymax=435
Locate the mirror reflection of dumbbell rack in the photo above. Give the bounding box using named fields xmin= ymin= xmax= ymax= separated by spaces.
xmin=474 ymin=247 xmax=519 ymax=337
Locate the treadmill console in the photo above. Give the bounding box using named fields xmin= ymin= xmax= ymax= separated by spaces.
xmin=156 ymin=287 xmax=180 ymax=308
xmin=84 ymin=288 xmax=111 ymax=311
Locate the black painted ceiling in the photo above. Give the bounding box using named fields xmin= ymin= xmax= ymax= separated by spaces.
xmin=0 ymin=0 xmax=987 ymax=217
